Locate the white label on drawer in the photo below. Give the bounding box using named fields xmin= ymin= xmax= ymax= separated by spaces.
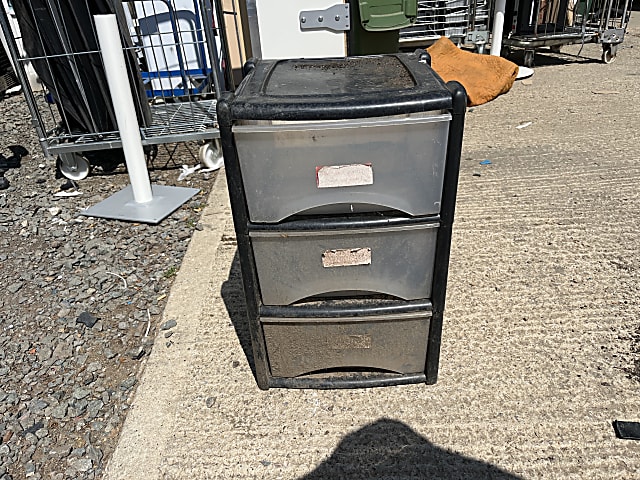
xmin=316 ymin=163 xmax=373 ymax=188
xmin=322 ymin=247 xmax=372 ymax=268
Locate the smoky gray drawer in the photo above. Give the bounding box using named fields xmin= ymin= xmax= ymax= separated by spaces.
xmin=250 ymin=218 xmax=438 ymax=305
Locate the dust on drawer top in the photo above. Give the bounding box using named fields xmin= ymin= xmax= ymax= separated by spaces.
xmin=228 ymin=52 xmax=454 ymax=121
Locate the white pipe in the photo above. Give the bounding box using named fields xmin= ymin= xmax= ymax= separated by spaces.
xmin=94 ymin=14 xmax=153 ymax=204
xmin=490 ymin=0 xmax=507 ymax=56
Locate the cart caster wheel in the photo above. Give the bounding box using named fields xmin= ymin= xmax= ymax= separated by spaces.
xmin=57 ymin=152 xmax=90 ymax=180
xmin=500 ymin=45 xmax=512 ymax=58
xmin=523 ymin=50 xmax=535 ymax=68
xmin=602 ymin=46 xmax=616 ymax=64
xmin=550 ymin=45 xmax=561 ymax=53
xmin=199 ymin=140 xmax=224 ymax=171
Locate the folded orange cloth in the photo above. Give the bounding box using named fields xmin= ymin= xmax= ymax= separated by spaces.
xmin=427 ymin=37 xmax=519 ymax=107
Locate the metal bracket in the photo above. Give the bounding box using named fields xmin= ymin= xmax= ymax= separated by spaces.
xmin=601 ymin=28 xmax=625 ymax=44
xmin=299 ymin=4 xmax=350 ymax=32
xmin=467 ymin=29 xmax=489 ymax=45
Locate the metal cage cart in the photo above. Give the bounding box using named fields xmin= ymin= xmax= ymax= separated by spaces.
xmin=125 ymin=0 xmax=222 ymax=98
xmin=0 ymin=0 xmax=233 ymax=180
xmin=218 ymin=52 xmax=466 ymax=390
xmin=399 ymin=0 xmax=494 ymax=52
xmin=502 ymin=0 xmax=633 ymax=66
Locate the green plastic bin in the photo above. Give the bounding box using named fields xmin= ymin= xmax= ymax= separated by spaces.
xmin=349 ymin=0 xmax=417 ymax=55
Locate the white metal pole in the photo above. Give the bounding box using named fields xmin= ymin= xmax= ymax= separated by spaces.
xmin=94 ymin=14 xmax=153 ymax=204
xmin=490 ymin=0 xmax=507 ymax=56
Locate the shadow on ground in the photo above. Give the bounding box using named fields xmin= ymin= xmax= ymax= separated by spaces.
xmin=504 ymin=46 xmax=603 ymax=68
xmin=0 ymin=145 xmax=28 ymax=189
xmin=76 ymin=142 xmax=201 ymax=178
xmin=298 ymin=418 xmax=523 ymax=480
xmin=221 ymin=257 xmax=523 ymax=479
xmin=221 ymin=250 xmax=257 ymax=379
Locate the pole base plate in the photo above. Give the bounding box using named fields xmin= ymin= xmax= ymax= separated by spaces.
xmin=82 ymin=184 xmax=199 ymax=224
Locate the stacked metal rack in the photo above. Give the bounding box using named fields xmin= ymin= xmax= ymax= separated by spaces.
xmin=0 ymin=0 xmax=238 ymax=179
xmin=400 ymin=0 xmax=494 ymax=51
xmin=502 ymin=0 xmax=633 ymax=66
xmin=218 ymin=52 xmax=466 ymax=390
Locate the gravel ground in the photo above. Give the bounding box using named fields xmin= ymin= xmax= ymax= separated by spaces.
xmin=0 ymin=91 xmax=216 ymax=480
xmin=3 ymin=24 xmax=640 ymax=480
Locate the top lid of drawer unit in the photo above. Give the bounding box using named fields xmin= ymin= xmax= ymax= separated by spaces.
xmin=228 ymin=52 xmax=452 ymax=121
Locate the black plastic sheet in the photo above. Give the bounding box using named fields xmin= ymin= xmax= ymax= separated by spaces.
xmin=13 ymin=0 xmax=151 ymax=135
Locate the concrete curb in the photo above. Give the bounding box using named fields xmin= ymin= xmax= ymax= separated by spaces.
xmin=103 ymin=170 xmax=232 ymax=479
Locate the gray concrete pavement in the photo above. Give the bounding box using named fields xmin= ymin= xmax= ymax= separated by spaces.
xmin=104 ymin=18 xmax=640 ymax=480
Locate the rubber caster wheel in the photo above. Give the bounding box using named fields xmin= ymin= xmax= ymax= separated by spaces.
xmin=57 ymin=152 xmax=90 ymax=180
xmin=523 ymin=50 xmax=535 ymax=68
xmin=199 ymin=140 xmax=224 ymax=171
xmin=602 ymin=46 xmax=616 ymax=64
xmin=550 ymin=45 xmax=562 ymax=53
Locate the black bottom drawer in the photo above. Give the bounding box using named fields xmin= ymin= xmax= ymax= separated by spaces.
xmin=262 ymin=309 xmax=431 ymax=378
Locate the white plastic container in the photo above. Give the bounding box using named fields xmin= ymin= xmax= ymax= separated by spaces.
xmin=126 ymin=0 xmax=221 ymax=94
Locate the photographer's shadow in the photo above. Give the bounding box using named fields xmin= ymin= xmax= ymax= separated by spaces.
xmin=221 ymin=257 xmax=523 ymax=479
xmin=299 ymin=418 xmax=522 ymax=480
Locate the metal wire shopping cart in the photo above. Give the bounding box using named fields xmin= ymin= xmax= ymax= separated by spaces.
xmin=502 ymin=0 xmax=633 ymax=66
xmin=399 ymin=0 xmax=494 ymax=52
xmin=0 ymin=0 xmax=238 ymax=180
